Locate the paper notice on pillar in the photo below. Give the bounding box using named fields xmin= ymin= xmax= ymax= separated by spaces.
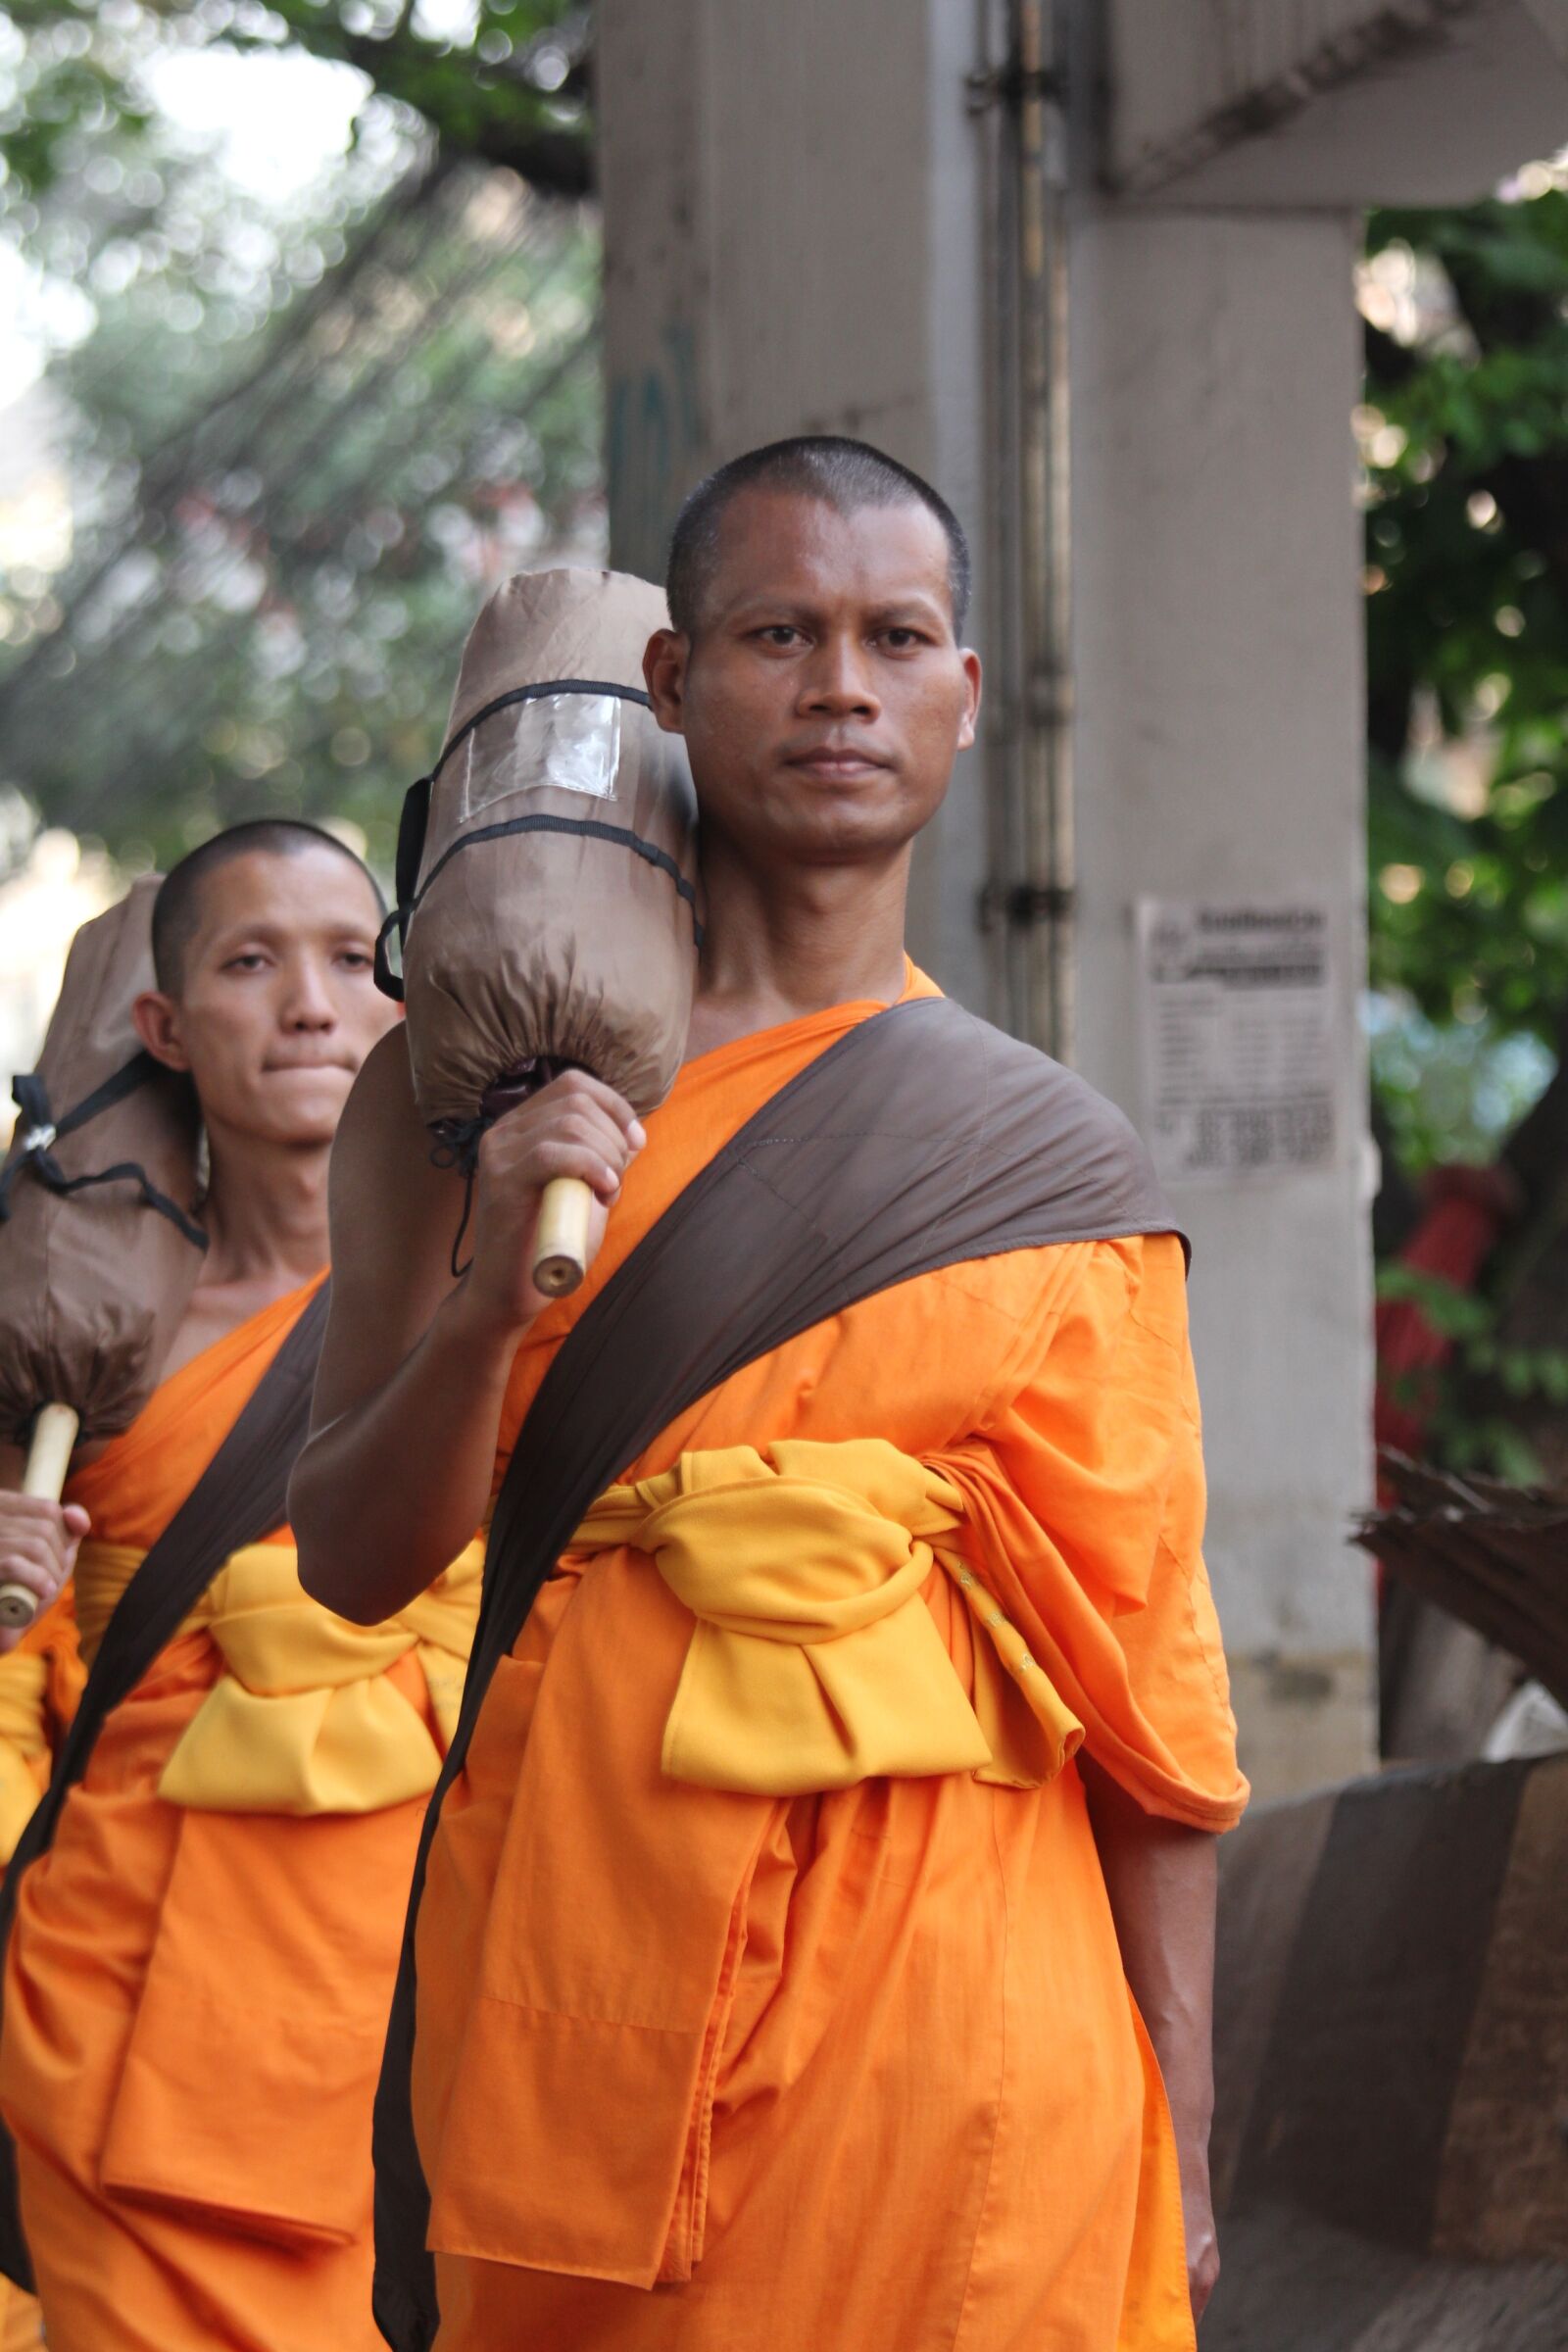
xmin=1136 ymin=899 xmax=1341 ymax=1186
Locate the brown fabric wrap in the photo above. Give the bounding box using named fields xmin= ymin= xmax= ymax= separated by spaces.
xmin=0 ymin=878 xmax=204 ymax=1445
xmin=402 ymin=568 xmax=700 ymax=1128
xmin=372 ymin=991 xmax=1187 ymax=2352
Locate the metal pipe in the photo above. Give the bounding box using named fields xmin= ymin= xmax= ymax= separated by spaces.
xmin=974 ymin=0 xmax=1020 ymax=1034
xmin=973 ymin=0 xmax=1076 ymax=1062
xmin=1017 ymin=0 xmax=1075 ymax=1063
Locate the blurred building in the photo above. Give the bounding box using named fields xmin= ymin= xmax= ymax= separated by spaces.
xmin=597 ymin=0 xmax=1568 ymax=1796
xmin=0 ymin=826 xmax=118 ymax=1103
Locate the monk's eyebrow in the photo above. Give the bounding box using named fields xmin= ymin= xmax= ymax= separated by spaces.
xmin=862 ymin=597 xmax=949 ymax=629
xmin=722 ymin=595 xmax=825 ymax=627
xmin=208 ymin=918 xmax=375 ymax=953
xmin=722 ymin=592 xmax=950 ymax=630
xmin=206 ymin=920 xmax=287 ymax=951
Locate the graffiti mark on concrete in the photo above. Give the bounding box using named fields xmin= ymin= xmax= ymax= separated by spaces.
xmin=608 ymin=318 xmax=701 ymax=580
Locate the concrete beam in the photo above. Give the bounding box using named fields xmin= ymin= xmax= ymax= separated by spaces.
xmin=1105 ymin=0 xmax=1568 ymax=206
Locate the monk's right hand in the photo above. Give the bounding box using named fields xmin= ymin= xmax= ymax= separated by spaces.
xmin=460 ymin=1070 xmax=646 ymax=1334
xmin=0 ymin=1495 xmax=88 ymax=1652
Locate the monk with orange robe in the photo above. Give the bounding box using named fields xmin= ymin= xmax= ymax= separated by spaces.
xmin=0 ymin=1597 xmax=81 ymax=2350
xmin=296 ymin=438 xmax=1249 ymax=2352
xmin=0 ymin=821 xmax=481 ymax=2352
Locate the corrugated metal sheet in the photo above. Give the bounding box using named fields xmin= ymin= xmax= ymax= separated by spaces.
xmin=1358 ymin=1451 xmax=1568 ymax=1711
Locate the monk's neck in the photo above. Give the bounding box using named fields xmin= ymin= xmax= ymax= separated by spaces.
xmin=689 ymin=847 xmax=910 ymax=1057
xmin=198 ymin=1128 xmax=332 ymax=1298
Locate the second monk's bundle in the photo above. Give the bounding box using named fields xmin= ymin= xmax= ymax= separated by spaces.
xmin=0 ymin=876 xmax=206 ymax=1450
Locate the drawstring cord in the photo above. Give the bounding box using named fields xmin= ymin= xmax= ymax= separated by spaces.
xmin=427 ymin=1058 xmax=577 ymax=1282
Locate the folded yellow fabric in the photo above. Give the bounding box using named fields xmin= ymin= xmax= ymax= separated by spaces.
xmin=0 ymin=1648 xmax=49 ymax=1864
xmin=74 ymin=1537 xmax=484 ymax=1816
xmin=572 ymin=1440 xmax=1082 ymax=1796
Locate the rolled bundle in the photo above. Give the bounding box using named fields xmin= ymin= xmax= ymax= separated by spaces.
xmin=379 ymin=567 xmax=701 ymax=1294
xmin=0 ymin=877 xmax=206 ymax=1623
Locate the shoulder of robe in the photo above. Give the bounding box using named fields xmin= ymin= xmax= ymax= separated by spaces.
xmin=897 ymin=997 xmax=1179 ymax=1256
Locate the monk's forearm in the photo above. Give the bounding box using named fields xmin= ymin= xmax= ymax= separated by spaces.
xmin=292 ymin=1287 xmax=519 ymax=1622
xmin=1083 ymin=1760 xmax=1216 ymax=2123
xmin=1080 ymin=1755 xmax=1220 ymax=2306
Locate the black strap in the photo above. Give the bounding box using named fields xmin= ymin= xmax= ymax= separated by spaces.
xmin=375 ymin=779 xmax=433 ymax=1004
xmin=371 ymin=993 xmax=1185 ymax=2350
xmin=0 ymin=1282 xmax=331 ymax=2291
xmin=412 ymin=812 xmax=702 ymax=935
xmin=371 ymin=678 xmax=681 ymax=1008
xmin=395 ymin=775 xmax=433 ymax=913
xmin=14 ymin=1058 xmax=152 ymax=1146
xmin=0 ymin=1059 xmax=208 ymax=1252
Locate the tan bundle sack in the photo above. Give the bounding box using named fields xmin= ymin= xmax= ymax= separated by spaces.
xmin=377 ymin=567 xmax=701 ymax=1292
xmin=0 ymin=878 xmax=206 ymax=1617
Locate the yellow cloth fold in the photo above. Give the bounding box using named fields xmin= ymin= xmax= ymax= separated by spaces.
xmin=571 ymin=1440 xmax=1083 ymax=1797
xmin=74 ymin=1537 xmax=484 ymax=1817
xmin=0 ymin=1650 xmax=49 ymax=1865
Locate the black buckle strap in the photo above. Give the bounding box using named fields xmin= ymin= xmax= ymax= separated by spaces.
xmin=0 ymin=1057 xmax=207 ymax=1251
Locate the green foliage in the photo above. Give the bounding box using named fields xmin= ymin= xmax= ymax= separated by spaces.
xmin=1369 ymin=1000 xmax=1552 ymax=1178
xmin=1374 ymin=1262 xmax=1568 ymax=1480
xmin=0 ymin=151 xmax=603 ymax=874
xmin=0 ymin=2 xmax=591 ymax=212
xmin=0 ymin=0 xmax=602 ymax=882
xmin=1364 ymin=191 xmax=1568 ymax=1170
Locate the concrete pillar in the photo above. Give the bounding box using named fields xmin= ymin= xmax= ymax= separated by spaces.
xmin=597 ymin=0 xmax=1406 ymax=1794
xmin=1070 ymin=209 xmax=1377 ymax=1794
xmin=597 ymin=0 xmax=995 ymax=1011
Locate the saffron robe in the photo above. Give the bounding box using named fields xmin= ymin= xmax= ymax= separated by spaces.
xmin=410 ymin=969 xmax=1248 ymax=2352
xmin=0 ymin=1282 xmax=473 ymax=2352
xmin=0 ymin=1592 xmax=83 ymax=1874
xmin=0 ymin=1597 xmax=80 ymax=2352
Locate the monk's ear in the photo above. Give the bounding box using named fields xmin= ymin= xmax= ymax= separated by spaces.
xmin=132 ymin=989 xmax=192 ymax=1074
xmin=956 ymin=648 xmax=982 ymax=755
xmin=643 ymin=627 xmax=690 ymax=736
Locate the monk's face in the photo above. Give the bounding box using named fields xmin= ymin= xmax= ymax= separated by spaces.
xmin=646 ymin=489 xmax=981 ymax=870
xmin=134 ymin=847 xmax=396 ymax=1148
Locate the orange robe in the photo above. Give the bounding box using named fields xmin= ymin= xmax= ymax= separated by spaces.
xmin=412 ymin=970 xmax=1248 ymax=2352
xmin=0 ymin=1597 xmax=80 ymax=2352
xmin=0 ymin=1281 xmax=469 ymax=2352
xmin=0 ymin=1590 xmax=84 ymax=1874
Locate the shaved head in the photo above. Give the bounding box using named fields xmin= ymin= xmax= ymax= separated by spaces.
xmin=666 ymin=435 xmax=971 ymax=640
xmin=152 ymin=820 xmax=384 ymax=994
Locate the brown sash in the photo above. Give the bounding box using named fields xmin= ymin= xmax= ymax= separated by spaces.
xmin=373 ymin=993 xmax=1185 ymax=2350
xmin=0 ymin=1284 xmax=330 ymax=2291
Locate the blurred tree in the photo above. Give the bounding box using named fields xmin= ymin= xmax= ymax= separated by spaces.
xmin=1363 ymin=185 xmax=1568 ymax=1177
xmin=1365 ymin=179 xmax=1568 ymax=1479
xmin=0 ymin=148 xmax=603 ymax=873
xmin=0 ymin=1 xmax=591 ymax=209
xmin=0 ymin=0 xmax=603 ymax=875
